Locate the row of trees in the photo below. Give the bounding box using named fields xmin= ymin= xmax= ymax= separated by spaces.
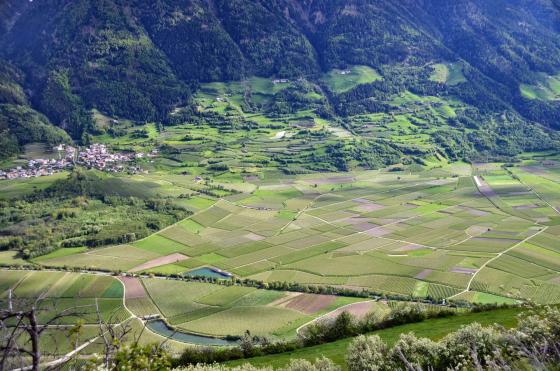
xmin=179 ymin=306 xmax=560 ymax=371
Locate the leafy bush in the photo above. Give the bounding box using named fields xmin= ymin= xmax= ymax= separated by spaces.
xmin=345 ymin=306 xmax=560 ymax=370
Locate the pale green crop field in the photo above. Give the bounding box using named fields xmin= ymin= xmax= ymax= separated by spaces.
xmin=0 ymin=270 xmax=128 ymax=328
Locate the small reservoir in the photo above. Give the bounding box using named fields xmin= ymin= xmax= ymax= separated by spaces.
xmin=147 ymin=320 xmax=238 ymax=346
xmin=185 ymin=267 xmax=232 ymax=279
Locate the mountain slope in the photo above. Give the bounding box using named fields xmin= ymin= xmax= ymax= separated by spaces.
xmin=0 ymin=60 xmax=71 ymax=159
xmin=0 ymin=0 xmax=560 ymax=161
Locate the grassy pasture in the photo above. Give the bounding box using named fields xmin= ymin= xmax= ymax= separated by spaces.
xmin=430 ymin=63 xmax=467 ymax=86
xmin=0 ymin=251 xmax=29 ymax=265
xmin=0 ymin=172 xmax=68 ymax=199
xmin=36 ymin=245 xmax=154 ymax=271
xmin=31 ymin=247 xmax=87 ymax=262
xmin=133 ymin=235 xmax=189 ymax=255
xmin=321 ymin=66 xmax=382 ymax=93
xmin=520 ymin=73 xmax=560 ymax=100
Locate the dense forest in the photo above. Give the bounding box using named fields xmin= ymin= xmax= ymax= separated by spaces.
xmin=0 ymin=0 xmax=560 ymax=161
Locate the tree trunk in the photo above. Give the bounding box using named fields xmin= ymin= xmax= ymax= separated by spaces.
xmin=28 ymin=308 xmax=40 ymax=371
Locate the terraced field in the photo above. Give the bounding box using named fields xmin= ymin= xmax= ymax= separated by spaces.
xmin=33 ymin=161 xmax=560 ymax=307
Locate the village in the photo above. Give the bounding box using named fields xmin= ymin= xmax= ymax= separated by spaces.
xmin=0 ymin=143 xmax=157 ymax=180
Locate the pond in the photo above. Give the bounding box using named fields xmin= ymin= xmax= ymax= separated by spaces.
xmin=184 ymin=267 xmax=232 ymax=279
xmin=147 ymin=320 xmax=238 ymax=346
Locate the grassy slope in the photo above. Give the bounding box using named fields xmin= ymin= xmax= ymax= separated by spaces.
xmin=520 ymin=73 xmax=560 ymax=101
xmin=429 ymin=63 xmax=466 ymax=86
xmin=225 ymin=307 xmax=523 ymax=369
xmin=321 ymin=66 xmax=382 ymax=93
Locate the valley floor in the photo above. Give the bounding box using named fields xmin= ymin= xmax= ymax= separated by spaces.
xmin=26 ymin=161 xmax=560 ymax=306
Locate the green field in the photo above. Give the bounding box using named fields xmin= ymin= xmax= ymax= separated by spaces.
xmin=520 ymin=72 xmax=560 ymax=100
xmin=320 ymin=65 xmax=382 ymax=93
xmin=430 ymin=62 xmax=467 ymax=86
xmin=0 ymin=270 xmax=127 ymax=357
xmin=4 ymin=160 xmax=560 ymax=347
xmin=138 ymin=278 xmax=368 ymax=338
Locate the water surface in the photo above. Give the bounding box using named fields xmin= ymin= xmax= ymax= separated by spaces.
xmin=147 ymin=320 xmax=238 ymax=346
xmin=185 ymin=267 xmax=232 ymax=279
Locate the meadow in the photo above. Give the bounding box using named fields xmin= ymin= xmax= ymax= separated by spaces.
xmin=429 ymin=63 xmax=466 ymax=86
xmin=520 ymin=72 xmax=560 ymax=101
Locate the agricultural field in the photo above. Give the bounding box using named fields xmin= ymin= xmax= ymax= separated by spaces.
xmin=0 ymin=270 xmax=127 ymax=357
xmin=0 ymin=270 xmax=127 ymax=322
xmin=0 ymin=270 xmax=195 ymax=358
xmin=137 ymin=278 xmax=379 ymax=339
xmin=2 ymin=69 xmax=560 ymax=349
xmin=29 ymin=159 xmax=560 ymax=307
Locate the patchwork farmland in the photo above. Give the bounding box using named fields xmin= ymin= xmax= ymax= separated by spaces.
xmin=2 ymin=159 xmax=560 ymax=355
xmin=34 ymin=161 xmax=560 ymax=306
xmin=0 ymin=269 xmax=384 ymax=345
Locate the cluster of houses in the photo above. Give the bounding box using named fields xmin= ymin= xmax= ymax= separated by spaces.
xmin=0 ymin=144 xmax=158 ymax=180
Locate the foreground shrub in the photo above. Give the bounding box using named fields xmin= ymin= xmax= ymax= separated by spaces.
xmin=345 ymin=307 xmax=560 ymax=370
xmin=345 ymin=335 xmax=389 ymax=371
xmin=389 ymin=333 xmax=441 ymax=369
xmin=440 ymin=323 xmax=502 ymax=368
xmin=174 ymin=357 xmax=338 ymax=371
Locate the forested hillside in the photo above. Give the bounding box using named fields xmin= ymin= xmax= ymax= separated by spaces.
xmin=1 ymin=0 xmax=560 ymax=162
